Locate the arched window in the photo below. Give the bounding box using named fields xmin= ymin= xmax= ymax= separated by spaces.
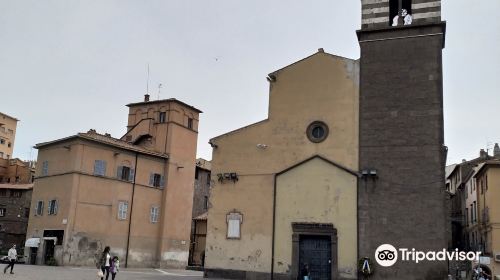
xmin=390 ymin=0 xmax=412 ymax=26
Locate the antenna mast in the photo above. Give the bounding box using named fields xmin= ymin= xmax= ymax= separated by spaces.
xmin=146 ymin=64 xmax=150 ymax=94
xmin=158 ymin=83 xmax=162 ymax=100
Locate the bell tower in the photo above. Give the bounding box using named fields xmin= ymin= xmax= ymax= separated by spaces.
xmin=358 ymin=0 xmax=447 ymax=279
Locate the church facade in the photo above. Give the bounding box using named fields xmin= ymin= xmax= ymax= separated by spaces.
xmin=205 ymin=0 xmax=448 ymax=279
xmin=205 ymin=51 xmax=360 ymax=279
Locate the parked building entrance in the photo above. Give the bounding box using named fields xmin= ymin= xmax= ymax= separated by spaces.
xmin=299 ymin=235 xmax=332 ymax=280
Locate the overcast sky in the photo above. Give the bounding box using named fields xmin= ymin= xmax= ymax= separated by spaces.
xmin=1 ymin=0 xmax=499 ymax=165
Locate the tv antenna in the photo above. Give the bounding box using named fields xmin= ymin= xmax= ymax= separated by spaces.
xmin=146 ymin=63 xmax=150 ymax=94
xmin=158 ymin=83 xmax=162 ymax=100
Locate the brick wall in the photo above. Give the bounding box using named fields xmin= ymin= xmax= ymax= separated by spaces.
xmin=0 ymin=188 xmax=32 ymax=252
xmin=357 ymin=22 xmax=448 ymax=279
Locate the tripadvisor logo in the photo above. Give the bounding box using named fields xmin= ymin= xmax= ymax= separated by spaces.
xmin=374 ymin=244 xmax=481 ymax=267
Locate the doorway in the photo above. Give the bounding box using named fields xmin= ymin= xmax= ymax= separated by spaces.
xmin=30 ymin=247 xmax=38 ymax=265
xmin=299 ymin=235 xmax=332 ymax=280
xmin=44 ymin=240 xmax=55 ymax=264
xmin=292 ymin=223 xmax=338 ymax=280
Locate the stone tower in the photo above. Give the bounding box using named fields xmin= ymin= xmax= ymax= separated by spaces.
xmin=357 ymin=0 xmax=448 ymax=279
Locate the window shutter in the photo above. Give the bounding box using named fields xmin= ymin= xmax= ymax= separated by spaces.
xmin=94 ymin=160 xmax=99 ymax=175
xmin=117 ymin=166 xmax=123 ymax=179
xmin=102 ymin=161 xmax=107 ymax=176
xmin=47 ymin=200 xmax=51 ymax=213
xmin=149 ymin=173 xmax=154 ymax=186
xmin=54 ymin=201 xmax=58 ymax=215
xmin=118 ymin=202 xmax=122 ymax=219
xmin=129 ymin=169 xmax=135 ymax=182
xmin=35 ymin=202 xmax=39 ymax=216
xmin=160 ymin=176 xmax=165 ymax=189
xmin=40 ymin=201 xmax=44 ymax=216
xmin=42 ymin=161 xmax=48 ymax=176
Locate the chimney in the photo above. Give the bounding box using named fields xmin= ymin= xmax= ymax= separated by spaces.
xmin=480 ymin=149 xmax=488 ymax=159
xmin=144 ymin=94 xmax=150 ymax=102
xmin=494 ymin=143 xmax=500 ymax=157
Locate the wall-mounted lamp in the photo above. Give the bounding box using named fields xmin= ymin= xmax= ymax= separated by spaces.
xmin=360 ymin=169 xmax=378 ymax=180
xmin=256 ymin=144 xmax=268 ymax=149
xmin=266 ymin=74 xmax=276 ymax=83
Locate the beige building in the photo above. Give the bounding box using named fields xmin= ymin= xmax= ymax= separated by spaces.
xmin=205 ymin=50 xmax=359 ymax=279
xmin=0 ymin=112 xmax=18 ymax=159
xmin=25 ymin=96 xmax=201 ymax=268
xmin=472 ymin=160 xmax=500 ymax=277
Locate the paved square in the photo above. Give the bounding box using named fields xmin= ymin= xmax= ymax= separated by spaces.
xmin=0 ymin=265 xmax=227 ymax=280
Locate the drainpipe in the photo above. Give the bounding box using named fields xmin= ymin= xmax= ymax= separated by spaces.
xmin=271 ymin=175 xmax=277 ymax=280
xmin=125 ymin=152 xmax=139 ymax=268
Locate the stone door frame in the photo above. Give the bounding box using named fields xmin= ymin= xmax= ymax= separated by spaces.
xmin=291 ymin=223 xmax=338 ymax=280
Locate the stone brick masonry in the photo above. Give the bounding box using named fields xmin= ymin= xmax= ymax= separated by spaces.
xmin=357 ymin=22 xmax=449 ymax=280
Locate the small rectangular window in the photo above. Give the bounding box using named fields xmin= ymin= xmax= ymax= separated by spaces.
xmin=35 ymin=200 xmax=44 ymax=216
xmin=0 ymin=208 xmax=6 ymax=217
xmin=159 ymin=112 xmax=166 ymax=123
xmin=150 ymin=173 xmax=164 ymax=188
xmin=465 ymin=207 xmax=468 ymax=226
xmin=150 ymin=206 xmax=159 ymax=223
xmin=11 ymin=191 xmax=21 ymax=197
xmin=117 ymin=166 xmax=132 ymax=181
xmin=188 ymin=118 xmax=193 ymax=129
xmin=42 ymin=161 xmax=49 ymax=176
xmin=118 ymin=201 xmax=128 ymax=220
xmin=0 ymin=139 xmax=5 ymax=144
xmin=204 ymin=196 xmax=209 ymax=210
xmin=48 ymin=200 xmax=58 ymax=215
xmin=94 ymin=160 xmax=107 ymax=176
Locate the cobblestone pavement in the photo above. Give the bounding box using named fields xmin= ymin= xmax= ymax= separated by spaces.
xmin=0 ymin=264 xmax=227 ymax=280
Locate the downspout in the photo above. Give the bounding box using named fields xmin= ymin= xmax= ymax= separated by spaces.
xmin=271 ymin=175 xmax=277 ymax=280
xmin=125 ymin=152 xmax=139 ymax=268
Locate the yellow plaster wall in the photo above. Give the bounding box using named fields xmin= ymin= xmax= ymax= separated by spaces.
xmin=275 ymin=158 xmax=357 ymax=278
xmin=206 ymin=52 xmax=359 ymax=274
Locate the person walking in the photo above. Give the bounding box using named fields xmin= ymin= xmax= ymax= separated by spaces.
xmin=98 ymin=246 xmax=111 ymax=280
xmin=110 ymin=256 xmax=120 ymax=280
xmin=3 ymin=244 xmax=17 ymax=274
xmin=300 ymin=263 xmax=310 ymax=280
